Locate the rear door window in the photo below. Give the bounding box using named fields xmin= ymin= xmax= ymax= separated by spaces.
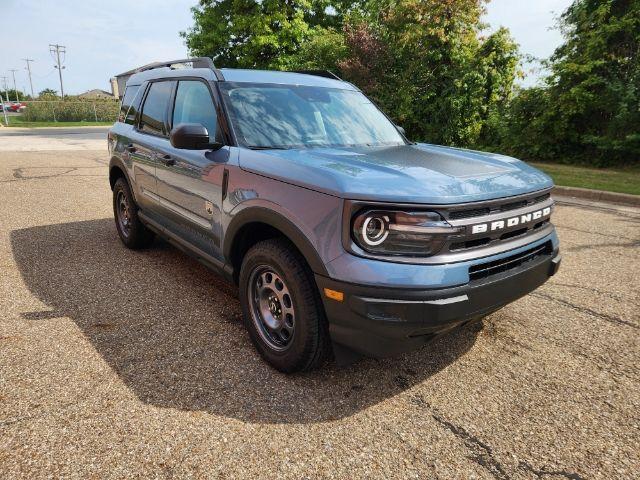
xmin=139 ymin=81 xmax=174 ymax=136
xmin=172 ymin=80 xmax=219 ymax=142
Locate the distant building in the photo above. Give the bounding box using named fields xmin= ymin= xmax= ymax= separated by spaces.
xmin=113 ymin=61 xmax=160 ymax=100
xmin=110 ymin=78 xmax=119 ymax=99
xmin=78 ymin=89 xmax=115 ymax=99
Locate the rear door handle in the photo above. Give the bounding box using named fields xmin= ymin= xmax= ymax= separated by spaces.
xmin=125 ymin=143 xmax=136 ymax=153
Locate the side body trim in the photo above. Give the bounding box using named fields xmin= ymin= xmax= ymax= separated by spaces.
xmin=141 ymin=189 xmax=211 ymax=230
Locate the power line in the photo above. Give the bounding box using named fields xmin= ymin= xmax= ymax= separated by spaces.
xmin=22 ymin=58 xmax=35 ymax=98
xmin=49 ymin=43 xmax=66 ymax=98
xmin=9 ymin=69 xmax=19 ymax=102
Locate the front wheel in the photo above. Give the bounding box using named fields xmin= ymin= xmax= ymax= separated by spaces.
xmin=239 ymin=238 xmax=331 ymax=372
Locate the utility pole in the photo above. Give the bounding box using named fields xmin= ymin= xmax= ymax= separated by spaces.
xmin=22 ymin=58 xmax=35 ymax=98
xmin=49 ymin=43 xmax=66 ymax=99
xmin=0 ymin=76 xmax=8 ymax=102
xmin=9 ymin=69 xmax=19 ymax=102
xmin=0 ymin=77 xmax=8 ymax=125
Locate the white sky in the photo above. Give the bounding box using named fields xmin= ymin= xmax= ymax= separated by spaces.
xmin=482 ymin=0 xmax=573 ymax=87
xmin=0 ymin=0 xmax=573 ymax=96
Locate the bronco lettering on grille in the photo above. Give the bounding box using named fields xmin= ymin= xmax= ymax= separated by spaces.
xmin=471 ymin=207 xmax=551 ymax=235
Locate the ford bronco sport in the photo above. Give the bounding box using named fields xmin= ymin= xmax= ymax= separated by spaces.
xmin=108 ymin=58 xmax=561 ymax=372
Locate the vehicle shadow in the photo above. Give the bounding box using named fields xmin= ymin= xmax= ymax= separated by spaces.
xmin=11 ymin=219 xmax=481 ymax=424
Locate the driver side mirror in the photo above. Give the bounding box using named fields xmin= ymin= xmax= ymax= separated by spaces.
xmin=170 ymin=123 xmax=223 ymax=151
xmin=395 ymin=125 xmax=406 ymax=136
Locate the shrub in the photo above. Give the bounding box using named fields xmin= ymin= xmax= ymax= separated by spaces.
xmin=22 ymin=100 xmax=119 ymax=122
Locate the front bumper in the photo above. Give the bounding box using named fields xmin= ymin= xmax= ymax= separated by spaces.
xmin=316 ymin=244 xmax=561 ymax=358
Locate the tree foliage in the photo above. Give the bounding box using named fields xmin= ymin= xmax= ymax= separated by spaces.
xmin=38 ymin=88 xmax=59 ymax=99
xmin=334 ymin=1 xmax=520 ymax=146
xmin=183 ymin=0 xmax=638 ymax=165
xmin=182 ymin=0 xmax=359 ymax=69
xmin=1 ymin=88 xmax=30 ymax=102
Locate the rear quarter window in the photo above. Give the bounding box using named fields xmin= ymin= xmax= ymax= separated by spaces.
xmin=119 ymin=85 xmax=141 ymax=124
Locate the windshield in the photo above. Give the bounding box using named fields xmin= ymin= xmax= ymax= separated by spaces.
xmin=219 ymin=82 xmax=406 ymax=149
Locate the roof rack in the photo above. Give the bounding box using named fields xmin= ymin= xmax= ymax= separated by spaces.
xmin=291 ymin=70 xmax=342 ymax=81
xmin=118 ymin=57 xmax=225 ymax=81
xmin=136 ymin=57 xmax=211 ymax=71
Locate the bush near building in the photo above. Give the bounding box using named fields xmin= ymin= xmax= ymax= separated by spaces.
xmin=22 ymin=98 xmax=119 ymax=123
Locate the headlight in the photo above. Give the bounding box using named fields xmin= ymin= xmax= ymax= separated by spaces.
xmin=352 ymin=210 xmax=462 ymax=256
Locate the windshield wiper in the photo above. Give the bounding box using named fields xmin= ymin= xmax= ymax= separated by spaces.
xmin=246 ymin=145 xmax=292 ymax=150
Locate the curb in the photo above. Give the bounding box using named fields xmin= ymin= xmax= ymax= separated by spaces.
xmin=553 ymin=186 xmax=640 ymax=207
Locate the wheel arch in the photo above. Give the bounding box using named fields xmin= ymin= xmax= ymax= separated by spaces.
xmin=109 ymin=156 xmax=131 ymax=190
xmin=224 ymin=206 xmax=328 ymax=284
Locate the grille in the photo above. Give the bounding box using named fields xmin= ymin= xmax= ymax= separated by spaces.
xmin=468 ymin=241 xmax=552 ymax=281
xmin=450 ymin=219 xmax=549 ymax=252
xmin=446 ymin=191 xmax=551 ymax=221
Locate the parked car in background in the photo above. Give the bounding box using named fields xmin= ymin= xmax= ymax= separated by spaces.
xmin=7 ymin=102 xmax=26 ymax=112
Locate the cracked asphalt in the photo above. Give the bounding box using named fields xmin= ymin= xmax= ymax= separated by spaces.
xmin=0 ymin=129 xmax=638 ymax=479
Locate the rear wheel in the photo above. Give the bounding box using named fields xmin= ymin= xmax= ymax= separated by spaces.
xmin=239 ymin=238 xmax=331 ymax=372
xmin=113 ymin=177 xmax=154 ymax=249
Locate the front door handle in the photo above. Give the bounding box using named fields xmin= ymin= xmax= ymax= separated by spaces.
xmin=124 ymin=143 xmax=136 ymax=153
xmin=158 ymin=154 xmax=175 ymax=166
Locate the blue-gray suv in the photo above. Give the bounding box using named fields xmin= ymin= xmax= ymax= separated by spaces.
xmin=108 ymin=58 xmax=561 ymax=372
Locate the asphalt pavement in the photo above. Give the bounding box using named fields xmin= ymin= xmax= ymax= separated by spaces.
xmin=0 ymin=132 xmax=638 ymax=479
xmin=0 ymin=126 xmax=108 ymax=151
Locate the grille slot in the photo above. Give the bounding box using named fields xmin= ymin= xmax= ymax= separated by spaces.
xmin=450 ymin=237 xmax=491 ymax=251
xmin=469 ymin=241 xmax=552 ymax=281
xmin=500 ymin=227 xmax=528 ymax=241
xmin=500 ymin=200 xmax=527 ymax=212
xmin=532 ymin=193 xmax=551 ymax=204
xmin=449 ymin=208 xmax=490 ymax=220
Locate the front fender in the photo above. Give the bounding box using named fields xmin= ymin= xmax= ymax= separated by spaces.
xmin=224 ymin=202 xmax=329 ymax=276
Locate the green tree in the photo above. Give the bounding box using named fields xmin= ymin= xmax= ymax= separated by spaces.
xmin=499 ymin=0 xmax=640 ymax=165
xmin=182 ymin=0 xmax=360 ymax=69
xmin=38 ymin=88 xmax=59 ymax=99
xmin=1 ymin=88 xmax=29 ymax=102
xmin=335 ymin=0 xmax=520 ymax=147
xmin=288 ymin=26 xmax=349 ymax=71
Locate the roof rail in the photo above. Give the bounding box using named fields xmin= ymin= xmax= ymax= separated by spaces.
xmin=291 ymin=70 xmax=342 ymax=81
xmin=132 ymin=57 xmax=225 ymax=81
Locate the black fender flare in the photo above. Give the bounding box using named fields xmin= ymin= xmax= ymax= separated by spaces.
xmin=109 ymin=156 xmax=132 ymax=189
xmin=108 ymin=156 xmax=141 ymax=205
xmin=224 ymin=205 xmax=328 ymax=276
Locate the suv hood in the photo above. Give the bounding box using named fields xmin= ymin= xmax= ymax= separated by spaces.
xmin=238 ymin=143 xmax=553 ymax=204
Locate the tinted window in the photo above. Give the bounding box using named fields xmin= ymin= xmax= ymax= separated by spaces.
xmin=119 ymin=85 xmax=141 ymax=124
xmin=172 ymin=80 xmax=219 ymax=141
xmin=140 ymin=81 xmax=174 ymax=136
